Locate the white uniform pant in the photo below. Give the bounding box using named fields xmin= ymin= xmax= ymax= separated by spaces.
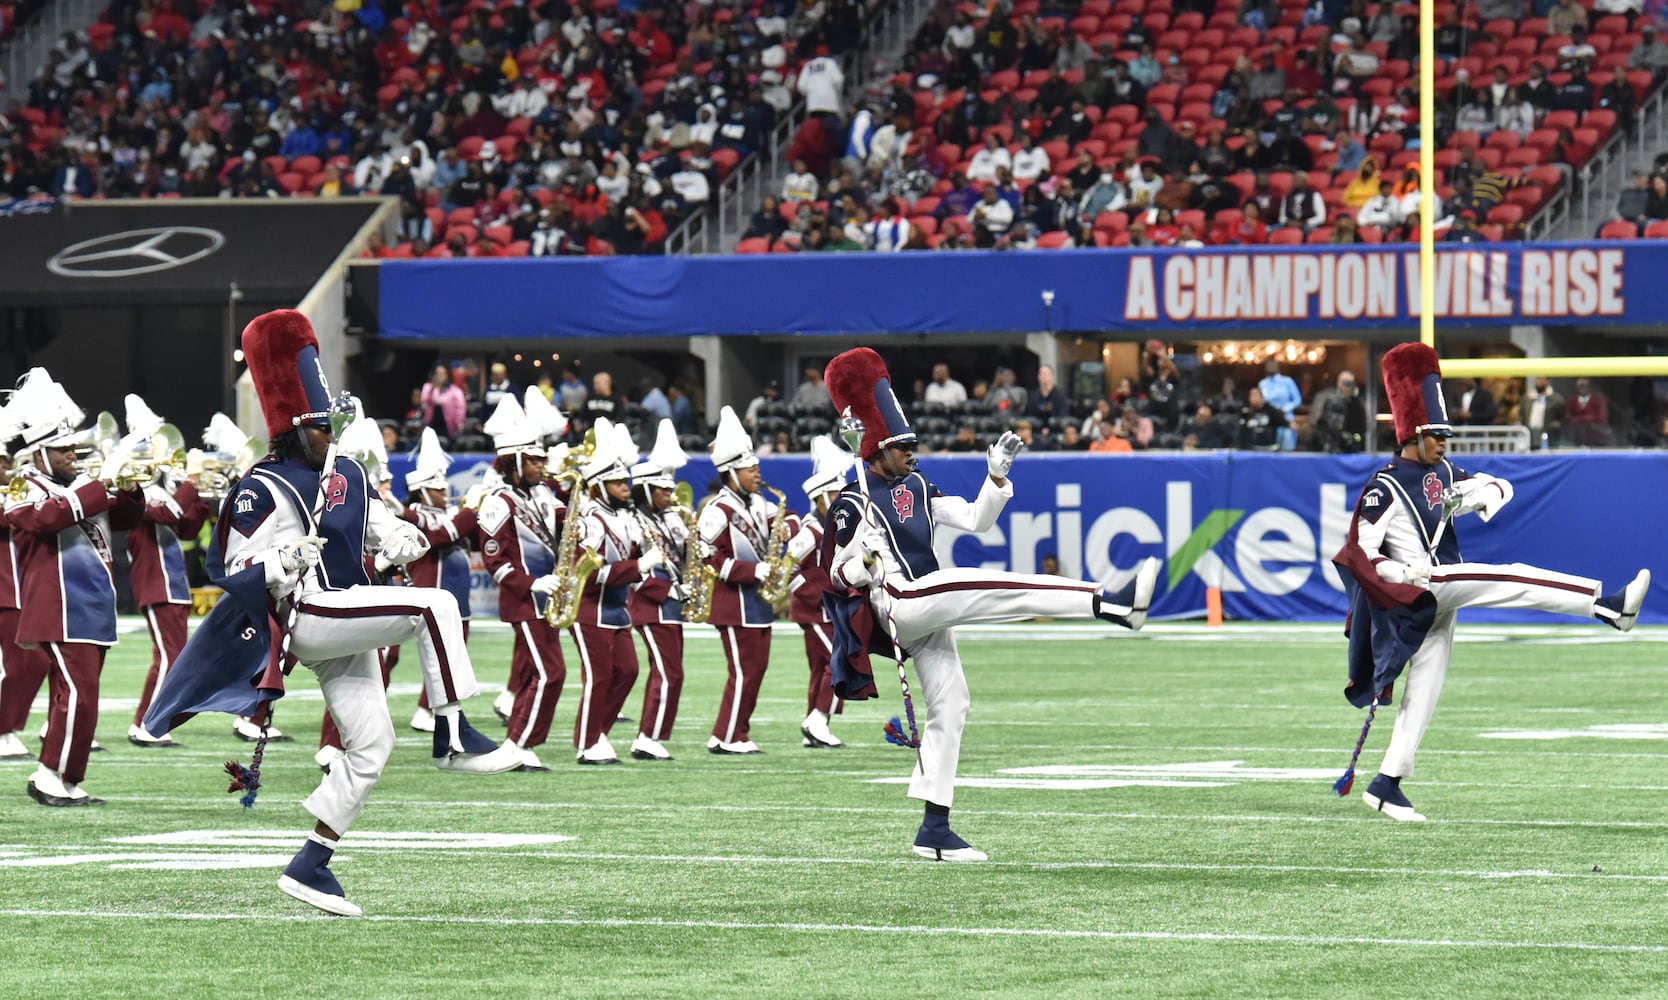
xmin=885 ymin=568 xmax=1098 ymax=808
xmin=288 ymin=586 xmax=479 ymax=833
xmin=1379 ymin=561 xmax=1598 ymax=779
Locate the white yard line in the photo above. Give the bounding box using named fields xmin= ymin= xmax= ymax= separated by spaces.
xmin=0 ymin=907 xmax=1663 ymax=953
xmin=103 ymin=796 xmax=1668 ymax=829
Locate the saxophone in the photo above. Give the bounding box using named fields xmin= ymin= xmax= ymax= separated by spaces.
xmin=542 ymin=474 xmax=601 ymax=630
xmin=757 ymin=483 xmax=796 ymax=606
xmin=675 ymin=506 xmax=718 ymax=627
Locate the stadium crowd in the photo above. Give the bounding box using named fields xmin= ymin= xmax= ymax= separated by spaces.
xmin=1 ymin=0 xmax=869 ymax=256
xmin=401 ymin=342 xmax=1651 ymax=456
xmin=739 ymin=0 xmax=1661 ymax=252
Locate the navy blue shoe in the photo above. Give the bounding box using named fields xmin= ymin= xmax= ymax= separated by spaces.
xmin=1093 ymin=557 xmax=1160 ymax=631
xmin=433 ymin=712 xmax=522 ymax=774
xmin=1361 ymin=773 xmax=1426 ymax=822
xmin=1595 ymin=569 xmax=1649 ymax=632
xmin=912 ymin=817 xmax=988 ymax=862
xmin=278 ymin=841 xmax=361 ymax=916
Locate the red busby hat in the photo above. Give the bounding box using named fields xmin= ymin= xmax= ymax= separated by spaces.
xmin=825 ymin=348 xmax=915 ymax=460
xmin=1382 ymin=342 xmax=1452 ymax=445
xmin=242 ymin=310 xmax=335 ymax=437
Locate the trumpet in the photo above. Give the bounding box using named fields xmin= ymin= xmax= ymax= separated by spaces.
xmin=5 ymin=476 xmax=30 ymax=502
xmin=76 ymin=451 xmax=189 ymax=491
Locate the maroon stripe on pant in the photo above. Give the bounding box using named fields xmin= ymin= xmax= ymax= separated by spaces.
xmin=712 ymin=625 xmax=771 ymax=744
xmin=320 ymin=647 xmax=397 ymax=751
xmin=802 ymin=623 xmax=836 ymax=715
xmin=1430 ymin=571 xmax=1595 ymax=595
xmin=635 ymin=623 xmax=684 ymax=741
xmin=507 ymin=620 xmax=565 ymax=749
xmin=0 ymin=608 xmax=49 ymax=734
xmin=301 ymin=600 xmax=458 ymax=704
xmin=133 ymin=603 xmax=190 ymax=726
xmin=570 ymin=623 xmax=639 ymax=750
xmin=40 ymin=641 xmax=105 ymax=785
xmin=884 ymin=578 xmax=1095 ymax=600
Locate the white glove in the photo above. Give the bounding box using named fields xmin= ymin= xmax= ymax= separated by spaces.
xmin=754 ymin=563 xmax=774 ymax=584
xmin=1378 ymin=559 xmax=1431 ymax=588
xmin=378 ymin=522 xmax=430 ymax=566
xmin=185 ymin=448 xmax=206 ymax=478
xmin=373 ymin=553 xmax=396 ymax=575
xmin=278 ymin=535 xmax=327 ymax=574
xmin=461 ymin=484 xmax=490 ymax=510
xmin=98 ymin=443 xmax=132 ymax=485
xmin=787 ymin=526 xmax=816 ymax=561
xmin=639 ymin=547 xmax=664 ymax=572
xmin=530 ymin=574 xmax=560 ymax=595
xmin=987 ymin=430 xmax=1024 ymax=479
xmin=840 ymin=556 xmax=874 ymax=588
xmin=670 ymin=583 xmax=689 ymax=602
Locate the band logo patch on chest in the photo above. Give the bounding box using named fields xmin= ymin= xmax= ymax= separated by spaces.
xmin=323 ymin=472 xmax=350 ymax=511
xmin=890 ymin=484 xmax=915 ymax=521
xmin=1422 ymin=472 xmax=1444 ymax=508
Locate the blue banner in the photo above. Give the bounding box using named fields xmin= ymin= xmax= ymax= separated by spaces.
xmin=375 ymin=242 xmax=1644 ymax=340
xmin=387 ymin=451 xmax=1666 ymax=625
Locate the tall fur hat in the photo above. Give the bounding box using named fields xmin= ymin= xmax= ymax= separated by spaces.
xmin=241 ymin=310 xmax=334 ymax=437
xmin=825 ymin=348 xmax=914 ymax=460
xmin=1382 ymin=343 xmax=1452 ymax=445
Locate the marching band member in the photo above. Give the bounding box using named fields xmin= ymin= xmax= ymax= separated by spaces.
xmin=699 ymin=406 xmax=793 ymax=755
xmin=477 ymin=395 xmax=567 ymax=772
xmin=626 ymin=420 xmax=689 ymax=762
xmin=5 ymin=369 xmax=145 ymax=806
xmin=791 ymin=437 xmax=850 ymax=749
xmin=122 ymin=394 xmax=212 ymax=748
xmin=568 ymin=420 xmax=659 ymax=765
xmin=0 ymin=437 xmax=49 ymax=762
xmin=821 ymin=348 xmax=1159 ymax=861
xmin=145 ymin=311 xmax=518 ymax=916
xmin=402 ymin=428 xmax=477 ymax=735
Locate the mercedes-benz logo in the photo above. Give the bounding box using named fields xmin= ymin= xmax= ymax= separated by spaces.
xmin=47 ymin=226 xmax=225 ymax=278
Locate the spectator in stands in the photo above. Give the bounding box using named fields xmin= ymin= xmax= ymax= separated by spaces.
xmin=864 ymin=199 xmax=914 ymax=251
xmin=1493 ymin=86 xmax=1536 ymax=139
xmin=1027 ymin=366 xmax=1070 ymax=425
xmin=924 ymin=364 xmax=968 ymax=407
xmin=966 ymin=134 xmax=1012 ymax=184
xmin=1393 ymin=166 xmax=1430 ymax=221
xmin=783 ymin=159 xmax=819 ymax=203
xmin=1522 ymin=377 xmax=1566 ymax=448
xmin=1129 ymin=162 xmax=1165 ymax=211
xmin=1443 ymin=211 xmax=1488 ymax=243
xmin=744 ymin=379 xmax=783 ymax=431
xmin=585 ymin=372 xmax=622 ymax=426
xmin=419 ymin=365 xmax=467 ymax=443
xmin=1309 ymin=372 xmax=1367 ymax=452
xmin=557 ymin=368 xmax=588 ymax=413
xmin=1183 ymin=404 xmax=1230 ymax=450
xmin=1613 ymin=172 xmax=1653 ymax=234
xmin=1280 ymin=174 xmax=1326 ymax=232
xmin=1451 ymin=378 xmax=1498 ymax=426
xmin=1012 ymin=134 xmax=1051 ymax=182
xmin=483 ymin=364 xmax=519 ymax=417
xmin=1341 ymin=158 xmax=1382 ymax=210
xmin=1564 ymin=379 xmax=1613 ymax=446
xmin=988 ymin=368 xmax=1028 ymax=415
xmin=1116 ymin=405 xmax=1154 ymax=449
xmin=1630 ymin=26 xmax=1668 ymax=78
xmin=1238 ymin=387 xmax=1286 ymax=450
xmin=1647 ymin=175 xmax=1668 ymax=221
xmin=1080 ymin=400 xmax=1113 ymax=441
xmin=1556 ymin=65 xmax=1596 ymax=112
xmin=668 ymin=385 xmax=697 ymax=436
xmin=1258 ymin=361 xmax=1302 ymax=451
xmin=1089 ymin=422 xmax=1134 ymax=454
xmin=793 ymin=366 xmax=832 ymax=412
xmin=744 ymin=197 xmax=790 ymax=243
xmin=1129 ymin=43 xmax=1163 ymax=88
xmin=969 ymin=185 xmax=1015 ymax=248
xmin=1548 ymin=0 xmax=1588 ymax=37
xmin=639 ymin=379 xmax=672 ymax=422
xmin=1600 ymin=72 xmax=1638 ymax=135
xmin=1433 ymin=10 xmax=1468 ymax=60
xmin=1328 ymin=216 xmax=1362 ymax=243
xmin=798 ymin=46 xmax=846 ymax=124
xmin=1356 ymin=180 xmax=1402 ymax=232
xmin=1249 ymin=53 xmax=1286 ymax=101
xmin=1448 ymin=178 xmax=1488 ymax=221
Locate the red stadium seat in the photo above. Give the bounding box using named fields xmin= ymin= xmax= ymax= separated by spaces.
xmin=1599 ymin=220 xmax=1639 ymax=240
xmin=1268 ymin=227 xmax=1304 ymax=244
xmin=1037 ymin=231 xmax=1075 ymax=248
xmin=1644 ymin=221 xmax=1668 ymax=239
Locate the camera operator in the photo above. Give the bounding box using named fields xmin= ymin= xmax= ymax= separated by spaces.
xmin=1310 ymin=370 xmax=1367 ymax=453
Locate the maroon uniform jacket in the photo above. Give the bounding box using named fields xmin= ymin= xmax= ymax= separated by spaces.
xmin=788 ymin=514 xmax=831 ymax=625
xmin=477 ymin=482 xmax=562 ymax=623
xmin=127 ymin=479 xmax=211 ymax=608
xmin=576 ymin=501 xmax=649 ymax=629
xmin=628 ymin=508 xmax=685 ymax=627
xmin=6 ymin=474 xmax=143 ymax=646
xmin=696 ymin=486 xmax=796 ymax=628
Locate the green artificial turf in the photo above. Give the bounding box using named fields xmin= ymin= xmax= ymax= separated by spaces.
xmin=1 ymin=620 xmax=1664 ymax=998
